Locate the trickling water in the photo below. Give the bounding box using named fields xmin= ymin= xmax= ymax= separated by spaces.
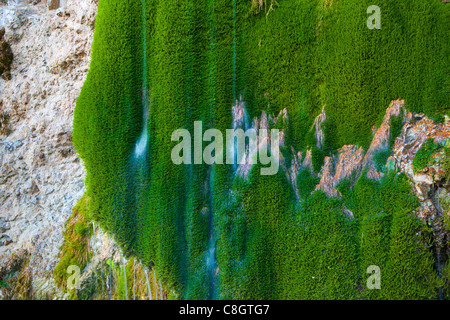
xmin=134 ymin=0 xmax=149 ymax=158
xmin=132 ymin=260 xmax=136 ymax=300
xmin=243 ymin=103 xmax=250 ymax=132
xmin=144 ymin=268 xmax=152 ymax=300
xmin=232 ymin=0 xmax=237 ymax=102
xmin=438 ymin=251 xmax=443 ymax=300
xmin=206 ymin=239 xmax=216 ymax=270
xmin=122 ymin=258 xmax=128 ymax=300
xmin=134 ymin=125 xmax=149 ymax=157
xmin=206 ymin=233 xmax=217 ymax=299
xmin=153 ymin=269 xmax=158 ymax=300
xmin=108 ymin=262 xmax=112 ymax=300
xmin=206 ymin=167 xmax=217 ymax=300
xmin=231 ymin=96 xmax=251 ymax=173
xmin=100 ymin=262 xmax=104 ymax=299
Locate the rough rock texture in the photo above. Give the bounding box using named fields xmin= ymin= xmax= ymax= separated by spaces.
xmin=309 ymin=99 xmax=450 ymax=255
xmin=363 ymin=99 xmax=406 ymax=180
xmin=0 ymin=0 xmax=96 ymax=288
xmin=392 ymin=110 xmax=450 ymax=253
xmin=231 ymin=98 xmax=448 ymax=210
xmin=393 ymin=113 xmax=450 ymax=194
xmin=313 ymin=100 xmax=404 ymax=197
xmin=233 ymin=98 xmax=289 ymax=180
xmin=313 ymin=105 xmax=326 ymax=149
xmin=312 ymin=100 xmax=449 ymax=213
xmin=315 ymin=145 xmax=365 ymax=198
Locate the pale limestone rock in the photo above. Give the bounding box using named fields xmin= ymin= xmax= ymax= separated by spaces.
xmin=316 ymin=156 xmax=338 ymax=197
xmin=393 ymin=108 xmax=450 ymax=219
xmin=363 ymin=99 xmax=406 ymax=181
xmin=0 ymin=0 xmax=97 ymax=286
xmin=313 ymin=105 xmax=326 ymax=149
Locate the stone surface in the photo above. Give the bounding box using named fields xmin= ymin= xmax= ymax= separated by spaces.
xmin=315 ymin=144 xmax=365 ymax=197
xmin=0 ymin=0 xmax=97 ymax=281
xmin=392 ymin=109 xmax=450 ymax=248
xmin=363 ymin=99 xmax=406 ymax=181
xmin=313 ymin=105 xmax=326 ymax=149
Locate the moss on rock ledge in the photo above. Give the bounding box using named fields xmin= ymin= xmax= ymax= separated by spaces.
xmin=54 ymin=196 xmax=92 ymax=297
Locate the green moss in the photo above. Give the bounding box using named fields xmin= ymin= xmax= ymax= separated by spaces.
xmin=280 ymin=192 xmax=360 ymax=299
xmin=359 ymin=210 xmax=391 ymax=300
xmin=73 ymin=0 xmax=448 ymax=300
xmin=373 ymin=149 xmax=390 ymax=172
xmin=311 ymin=145 xmax=325 ymax=174
xmin=296 ymin=167 xmax=320 ymax=201
xmin=381 ymin=209 xmax=438 ymax=299
xmin=413 ymin=138 xmax=442 ymax=174
xmin=54 ymin=196 xmax=92 ymax=295
xmin=334 ymin=171 xmax=440 ymax=299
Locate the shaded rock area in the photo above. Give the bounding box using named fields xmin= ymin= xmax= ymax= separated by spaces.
xmin=47 ymin=0 xmax=60 ymax=10
xmin=313 ymin=105 xmax=326 ymax=149
xmin=0 ymin=27 xmax=13 ymax=80
xmin=363 ymin=100 xmax=406 ymax=180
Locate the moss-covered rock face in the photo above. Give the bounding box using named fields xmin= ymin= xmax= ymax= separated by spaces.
xmin=73 ymin=0 xmax=449 ymax=299
xmin=53 ymin=196 xmax=92 ymax=294
xmin=413 ymin=139 xmax=443 ymax=174
xmin=436 ymin=188 xmax=450 ymax=217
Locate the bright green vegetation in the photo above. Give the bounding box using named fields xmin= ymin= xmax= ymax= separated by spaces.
xmin=279 ymin=191 xmax=360 ymax=299
xmin=355 ymin=172 xmax=438 ymax=299
xmin=216 ymin=169 xmax=440 ymax=299
xmin=320 ymin=0 xmax=449 ymax=150
xmin=73 ymin=0 xmax=448 ymax=299
xmin=73 ymin=0 xmax=144 ymax=254
xmin=296 ymin=167 xmax=320 ymax=201
xmin=413 ymin=138 xmax=443 ymax=173
xmin=54 ymin=196 xmax=92 ymax=299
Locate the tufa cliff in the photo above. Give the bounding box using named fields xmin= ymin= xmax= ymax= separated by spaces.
xmin=0 ymin=0 xmax=448 ymax=300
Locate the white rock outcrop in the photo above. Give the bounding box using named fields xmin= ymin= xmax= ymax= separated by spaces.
xmin=0 ymin=0 xmax=96 ymax=279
